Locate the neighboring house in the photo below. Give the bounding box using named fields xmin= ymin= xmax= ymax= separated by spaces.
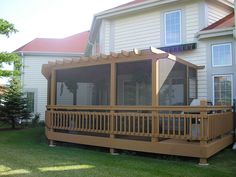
xmin=15 ymin=31 xmax=89 ymax=120
xmin=86 ymin=0 xmax=235 ymax=106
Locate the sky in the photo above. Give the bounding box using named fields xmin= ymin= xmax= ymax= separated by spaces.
xmin=0 ymin=0 xmax=131 ymax=52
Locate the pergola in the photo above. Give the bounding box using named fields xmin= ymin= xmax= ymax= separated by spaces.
xmin=42 ymin=47 xmax=233 ymax=165
xmin=42 ymin=47 xmax=202 ymax=107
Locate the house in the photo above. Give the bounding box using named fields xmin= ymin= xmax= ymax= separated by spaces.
xmin=15 ymin=31 xmax=89 ymax=120
xmin=86 ymin=0 xmax=235 ymax=106
xmin=41 ymin=0 xmax=235 ymax=164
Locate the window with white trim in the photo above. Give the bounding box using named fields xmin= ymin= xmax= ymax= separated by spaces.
xmin=26 ymin=92 xmax=35 ymax=113
xmin=164 ymin=10 xmax=181 ymax=45
xmin=212 ymin=43 xmax=232 ymax=67
xmin=213 ymin=75 xmax=233 ymax=105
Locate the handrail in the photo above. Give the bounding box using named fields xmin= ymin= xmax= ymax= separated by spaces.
xmin=47 ymin=105 xmax=232 ymax=112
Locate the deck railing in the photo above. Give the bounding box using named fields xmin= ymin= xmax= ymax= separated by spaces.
xmin=45 ymin=105 xmax=233 ymax=142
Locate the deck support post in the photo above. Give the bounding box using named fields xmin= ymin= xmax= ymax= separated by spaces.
xmin=110 ymin=63 xmax=117 ymax=153
xmin=200 ymin=99 xmax=208 ymax=144
xmin=49 ymin=139 xmax=56 ymax=147
xmin=50 ymin=69 xmax=56 ymax=106
xmin=199 ymin=158 xmax=208 ymax=166
xmin=151 ymin=59 xmax=159 ymax=142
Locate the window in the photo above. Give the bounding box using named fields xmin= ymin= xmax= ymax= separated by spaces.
xmin=213 ymin=75 xmax=233 ymax=105
xmin=164 ymin=10 xmax=181 ymax=45
xmin=212 ymin=43 xmax=232 ymax=67
xmin=26 ymin=92 xmax=35 ymax=113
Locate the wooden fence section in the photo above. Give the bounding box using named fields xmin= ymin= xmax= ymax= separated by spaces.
xmin=45 ymin=105 xmax=233 ymax=142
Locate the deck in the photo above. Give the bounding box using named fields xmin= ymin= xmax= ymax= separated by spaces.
xmin=45 ymin=105 xmax=234 ymax=164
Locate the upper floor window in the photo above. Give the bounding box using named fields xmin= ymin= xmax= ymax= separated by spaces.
xmin=212 ymin=43 xmax=232 ymax=67
xmin=164 ymin=10 xmax=181 ymax=46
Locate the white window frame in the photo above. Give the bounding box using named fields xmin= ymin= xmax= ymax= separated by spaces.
xmin=164 ymin=10 xmax=182 ymax=46
xmin=212 ymin=74 xmax=233 ymax=105
xmin=24 ymin=89 xmax=37 ymax=113
xmin=211 ymin=43 xmax=232 ymax=67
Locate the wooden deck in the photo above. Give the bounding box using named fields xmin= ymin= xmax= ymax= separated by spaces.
xmin=45 ymin=105 xmax=234 ymax=164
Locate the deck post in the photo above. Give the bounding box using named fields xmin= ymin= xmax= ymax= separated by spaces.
xmin=199 ymin=158 xmax=208 ymax=166
xmin=151 ymin=59 xmax=159 ymax=142
xmin=200 ymin=99 xmax=208 ymax=144
xmin=50 ymin=69 xmax=56 ymax=106
xmin=48 ymin=69 xmax=56 ymax=146
xmin=110 ymin=63 xmax=116 ymax=153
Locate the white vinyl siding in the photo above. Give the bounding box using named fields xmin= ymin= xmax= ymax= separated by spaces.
xmin=22 ymin=56 xmax=71 ymax=120
xmin=164 ymin=10 xmax=181 ymax=45
xmin=212 ymin=43 xmax=232 ymax=67
xmin=207 ymin=1 xmax=232 ymax=25
xmin=113 ymin=11 xmax=161 ymax=52
xmin=213 ymin=75 xmax=233 ymax=105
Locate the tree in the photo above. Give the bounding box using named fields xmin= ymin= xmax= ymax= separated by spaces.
xmin=0 ymin=19 xmax=18 ymax=37
xmin=0 ymin=77 xmax=31 ymax=129
xmin=0 ymin=18 xmax=21 ymax=77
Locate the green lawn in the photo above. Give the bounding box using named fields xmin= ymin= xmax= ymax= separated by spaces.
xmin=0 ymin=128 xmax=235 ymax=177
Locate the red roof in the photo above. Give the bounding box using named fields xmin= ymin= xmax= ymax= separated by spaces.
xmin=201 ymin=12 xmax=234 ymax=31
xmin=15 ymin=31 xmax=89 ymax=53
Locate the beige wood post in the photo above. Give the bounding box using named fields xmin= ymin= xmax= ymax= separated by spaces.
xmin=200 ymin=99 xmax=208 ymax=145
xmin=151 ymin=59 xmax=159 ymax=142
xmin=110 ymin=63 xmax=116 ymax=154
xmin=50 ymin=69 xmax=56 ymax=106
xmin=186 ymin=66 xmax=189 ymax=105
xmin=199 ymin=99 xmax=209 ymax=165
xmin=199 ymin=158 xmax=208 ymax=166
xmin=49 ymin=69 xmax=56 ymax=147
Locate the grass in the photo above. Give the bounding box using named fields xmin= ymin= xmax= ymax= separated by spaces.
xmin=0 ymin=128 xmax=235 ymax=177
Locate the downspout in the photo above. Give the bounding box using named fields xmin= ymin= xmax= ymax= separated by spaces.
xmin=20 ymin=52 xmax=24 ymax=88
xmin=234 ymin=1 xmax=236 ymax=38
xmin=233 ymin=1 xmax=236 ymax=149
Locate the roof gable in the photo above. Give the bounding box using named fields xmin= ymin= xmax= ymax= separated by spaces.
xmin=201 ymin=12 xmax=234 ymax=31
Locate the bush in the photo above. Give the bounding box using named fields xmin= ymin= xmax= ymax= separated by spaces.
xmin=31 ymin=113 xmax=40 ymax=127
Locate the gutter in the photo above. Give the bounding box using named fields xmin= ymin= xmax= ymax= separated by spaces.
xmin=196 ymin=27 xmax=234 ymax=39
xmin=14 ymin=51 xmax=84 ymax=57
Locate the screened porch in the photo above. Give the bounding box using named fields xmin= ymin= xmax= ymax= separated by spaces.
xmin=42 ymin=47 xmax=233 ymax=164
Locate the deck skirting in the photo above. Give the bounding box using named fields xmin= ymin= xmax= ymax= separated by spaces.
xmin=46 ymin=129 xmax=233 ymax=159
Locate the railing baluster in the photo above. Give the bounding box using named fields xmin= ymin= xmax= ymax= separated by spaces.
xmin=168 ymin=114 xmax=170 ymax=136
xmin=133 ymin=113 xmax=135 ymax=134
xmin=128 ymin=114 xmax=131 ymax=134
xmin=142 ymin=114 xmax=145 ymax=135
xmin=178 ymin=115 xmax=180 ymax=136
xmin=173 ymin=115 xmax=175 ymax=136
xmin=184 ymin=115 xmax=186 ymax=139
xmin=189 ymin=114 xmax=192 ymax=140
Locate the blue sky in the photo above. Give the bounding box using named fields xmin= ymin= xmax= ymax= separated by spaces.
xmin=0 ymin=0 xmax=131 ymax=52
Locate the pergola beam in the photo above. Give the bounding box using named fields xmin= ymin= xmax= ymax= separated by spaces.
xmin=42 ymin=47 xmax=201 ymax=78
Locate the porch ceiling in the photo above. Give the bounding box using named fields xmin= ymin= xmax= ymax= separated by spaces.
xmin=41 ymin=47 xmax=203 ymax=79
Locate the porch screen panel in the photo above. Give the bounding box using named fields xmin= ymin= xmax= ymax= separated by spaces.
xmin=159 ymin=59 xmax=187 ymax=105
xmin=56 ymin=64 xmax=110 ymax=105
xmin=188 ymin=67 xmax=197 ymax=104
xmin=116 ymin=61 xmax=152 ymax=105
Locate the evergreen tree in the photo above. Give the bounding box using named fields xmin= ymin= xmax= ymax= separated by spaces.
xmin=0 ymin=77 xmax=31 ymax=129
